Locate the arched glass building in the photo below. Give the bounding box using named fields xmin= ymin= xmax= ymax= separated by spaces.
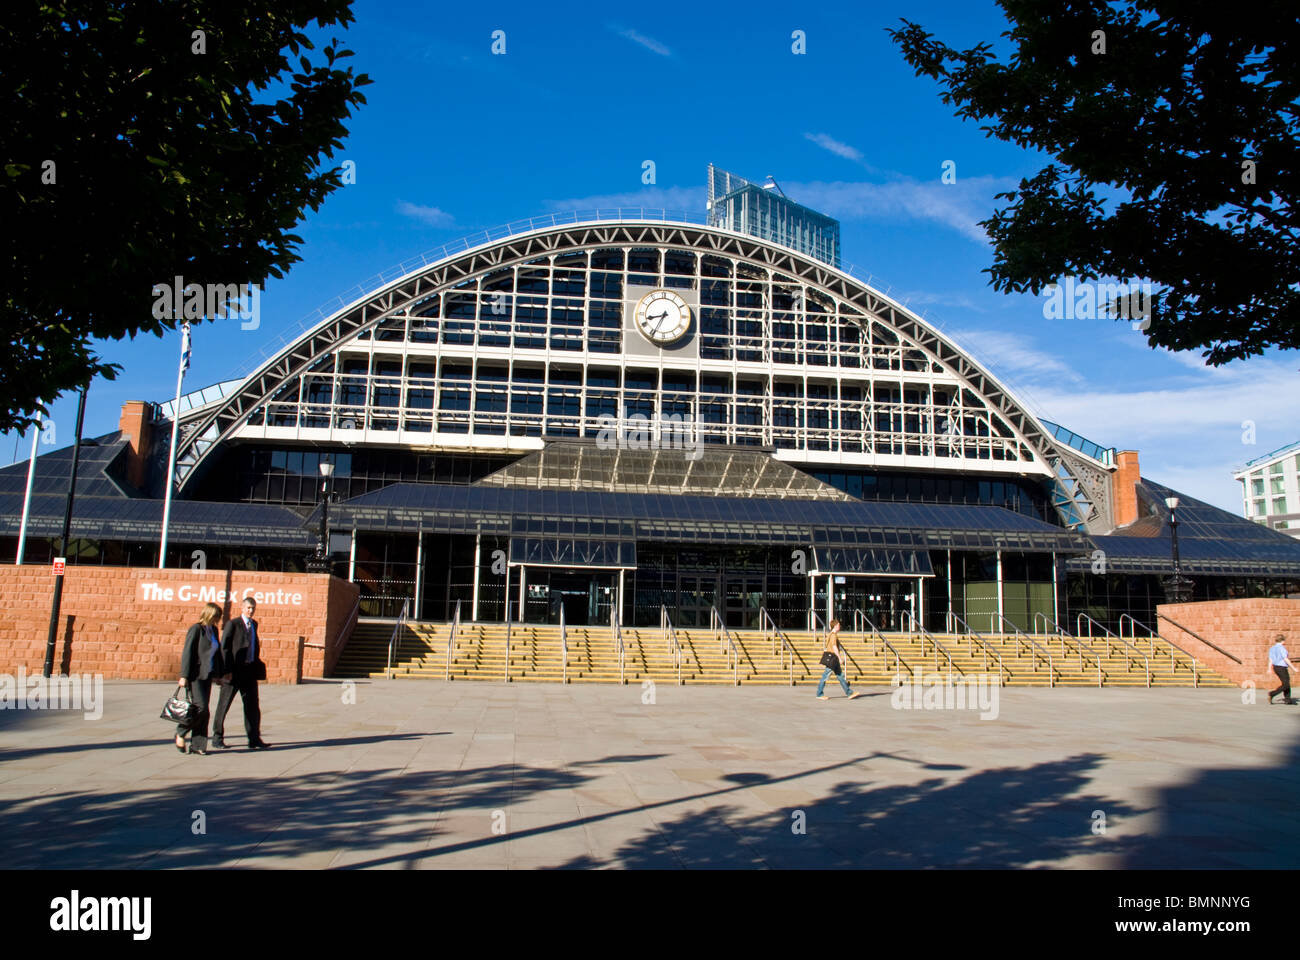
xmin=4 ymin=200 xmax=1299 ymax=632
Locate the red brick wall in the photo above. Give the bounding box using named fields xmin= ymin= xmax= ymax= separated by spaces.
xmin=1156 ymin=598 xmax=1300 ymax=687
xmin=0 ymin=565 xmax=359 ymax=684
xmin=117 ymin=401 xmax=153 ymax=490
xmin=1112 ymin=450 xmax=1141 ymax=528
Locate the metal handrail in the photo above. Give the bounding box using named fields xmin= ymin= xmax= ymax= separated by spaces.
xmin=1076 ymin=612 xmax=1119 ymax=640
xmin=761 ymin=608 xmax=800 ymax=685
xmin=1034 ymin=611 xmax=1104 ymax=685
xmin=443 ymin=599 xmax=460 ymax=682
xmin=1157 ymin=611 xmax=1242 ymax=664
xmin=759 ymin=605 xmax=778 ymax=655
xmin=331 ymin=592 xmax=360 ymax=670
xmin=992 ymin=613 xmax=1057 ymax=687
xmin=386 ymin=598 xmax=410 ymax=679
xmin=1119 ymin=614 xmax=1166 ymax=663
xmin=612 ymin=609 xmax=626 ymax=685
xmin=810 ymin=608 xmax=827 ymax=634
xmin=503 ymin=600 xmax=512 ymax=683
xmin=903 ymin=609 xmax=962 ymax=680
xmin=1121 ymin=615 xmax=1211 ymax=686
xmin=710 ymin=606 xmax=741 ymax=686
xmin=560 ymin=604 xmax=568 ymax=684
xmin=1077 ymin=613 xmax=1150 ymax=687
xmin=661 ymin=605 xmax=684 ymax=685
xmin=945 ymin=611 xmax=1007 ymax=682
xmin=853 ymin=608 xmax=912 ymax=678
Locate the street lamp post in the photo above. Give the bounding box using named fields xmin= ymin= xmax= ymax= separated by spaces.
xmin=307 ymin=460 xmax=334 ymax=573
xmin=1163 ymin=496 xmax=1194 ymax=603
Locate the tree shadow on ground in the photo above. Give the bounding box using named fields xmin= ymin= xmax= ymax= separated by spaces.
xmin=0 ymin=753 xmax=665 ymax=868
xmin=1117 ymin=732 xmax=1300 ymax=869
xmin=546 ymin=752 xmax=1137 ymax=869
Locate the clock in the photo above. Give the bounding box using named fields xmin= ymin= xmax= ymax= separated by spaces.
xmin=633 ymin=289 xmax=691 ymax=346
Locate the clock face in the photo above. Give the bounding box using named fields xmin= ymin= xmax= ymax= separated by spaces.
xmin=634 ymin=289 xmax=691 ymax=346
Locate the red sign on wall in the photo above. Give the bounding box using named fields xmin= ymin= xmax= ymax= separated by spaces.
xmin=52 ymin=557 xmax=66 ymax=576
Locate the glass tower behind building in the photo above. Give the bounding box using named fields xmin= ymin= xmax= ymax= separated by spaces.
xmin=707 ymin=164 xmax=841 ymax=267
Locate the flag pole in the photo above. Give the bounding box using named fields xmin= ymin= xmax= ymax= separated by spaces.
xmin=15 ymin=415 xmax=41 ymax=564
xmin=158 ymin=323 xmax=190 ymax=569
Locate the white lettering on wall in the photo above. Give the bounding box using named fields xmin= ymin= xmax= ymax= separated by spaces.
xmin=138 ymin=582 xmax=304 ymax=606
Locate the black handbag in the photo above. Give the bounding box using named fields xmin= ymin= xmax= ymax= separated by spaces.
xmin=161 ymin=685 xmax=196 ymax=725
xmin=820 ymin=651 xmax=841 ymax=675
xmin=251 ymin=659 xmax=267 ymax=682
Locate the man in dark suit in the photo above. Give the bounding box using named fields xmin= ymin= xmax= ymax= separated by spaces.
xmin=212 ymin=596 xmax=270 ymax=749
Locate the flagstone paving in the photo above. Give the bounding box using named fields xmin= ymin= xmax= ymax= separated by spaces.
xmin=1 ymin=678 xmax=1296 ymax=869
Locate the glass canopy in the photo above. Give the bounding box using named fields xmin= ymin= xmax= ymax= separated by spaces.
xmin=477 ymin=441 xmax=853 ymax=501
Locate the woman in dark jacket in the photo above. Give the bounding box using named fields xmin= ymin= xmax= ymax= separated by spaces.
xmin=175 ymin=602 xmax=227 ymax=755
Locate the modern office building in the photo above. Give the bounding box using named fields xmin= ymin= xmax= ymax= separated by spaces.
xmin=4 ymin=169 xmax=1299 ymax=634
xmin=1234 ymin=440 xmax=1300 ymax=539
xmin=707 ymin=164 xmax=841 ymax=268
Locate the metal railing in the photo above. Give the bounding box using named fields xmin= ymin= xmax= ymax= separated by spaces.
xmin=503 ymin=600 xmax=513 ymax=683
xmin=945 ymin=611 xmax=1007 ymax=682
xmin=810 ymin=609 xmax=827 ymax=634
xmin=710 ymin=606 xmax=741 ymax=686
xmin=560 ymin=605 xmax=568 ymax=684
xmin=1034 ymin=612 xmax=1104 ymax=686
xmin=661 ymin=605 xmax=684 ymax=685
xmin=612 ymin=609 xmax=626 ymax=685
xmin=443 ymin=599 xmax=461 ymax=682
xmin=1077 ymin=613 xmax=1150 ymax=687
xmin=903 ymin=609 xmax=962 ymax=680
xmin=1119 ymin=614 xmax=1166 ymax=663
xmin=1125 ymin=614 xmax=1217 ymax=689
xmin=1157 ymin=611 xmax=1241 ymax=666
xmin=385 ymin=598 xmax=410 ymax=679
xmin=853 ymin=608 xmax=912 ymax=678
xmin=991 ymin=613 xmax=1057 ymax=687
xmin=331 ymin=592 xmax=360 ymax=672
xmin=759 ymin=607 xmax=796 ymax=685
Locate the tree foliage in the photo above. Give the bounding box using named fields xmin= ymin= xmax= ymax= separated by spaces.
xmin=888 ymin=0 xmax=1299 ymax=364
xmin=0 ymin=0 xmax=370 ymax=431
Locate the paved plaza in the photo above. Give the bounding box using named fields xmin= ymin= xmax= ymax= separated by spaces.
xmin=1 ymin=678 xmax=1296 ymax=869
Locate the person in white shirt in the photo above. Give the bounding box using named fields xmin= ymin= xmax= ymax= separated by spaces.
xmin=1267 ymin=635 xmax=1295 ymax=705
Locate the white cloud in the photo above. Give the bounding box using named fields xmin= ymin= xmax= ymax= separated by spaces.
xmin=612 ymin=26 xmax=671 ymax=56
xmin=900 ymin=290 xmax=988 ymax=313
xmin=395 ymin=201 xmax=454 ymax=227
xmin=947 ymin=328 xmax=1084 ymax=384
xmin=1028 ymin=358 xmax=1300 ymax=512
xmin=784 ymin=176 xmax=1017 ymax=244
xmin=804 ymin=132 xmax=864 ymax=163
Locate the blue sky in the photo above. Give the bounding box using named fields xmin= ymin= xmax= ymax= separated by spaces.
xmin=7 ymin=0 xmax=1297 ymax=511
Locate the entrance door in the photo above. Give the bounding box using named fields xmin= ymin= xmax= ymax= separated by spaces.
xmin=677 ymin=574 xmax=719 ymax=628
xmin=724 ymin=576 xmax=763 ymax=629
xmin=835 ymin=578 xmax=918 ymax=632
xmin=546 ymin=570 xmax=612 ymax=626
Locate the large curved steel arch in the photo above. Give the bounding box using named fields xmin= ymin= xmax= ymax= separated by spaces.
xmin=171 ymin=219 xmax=1106 ymax=523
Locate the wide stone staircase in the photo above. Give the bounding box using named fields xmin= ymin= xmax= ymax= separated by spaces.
xmin=333 ymin=617 xmax=1231 ymax=688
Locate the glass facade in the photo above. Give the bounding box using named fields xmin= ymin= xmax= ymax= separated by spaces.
xmin=237 ymin=244 xmax=1036 ymax=468
xmin=707 ymin=164 xmax=841 ymax=267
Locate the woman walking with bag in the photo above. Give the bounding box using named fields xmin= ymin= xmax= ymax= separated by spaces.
xmin=816 ymin=618 xmax=862 ymax=701
xmin=174 ymin=602 xmax=226 ymax=755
